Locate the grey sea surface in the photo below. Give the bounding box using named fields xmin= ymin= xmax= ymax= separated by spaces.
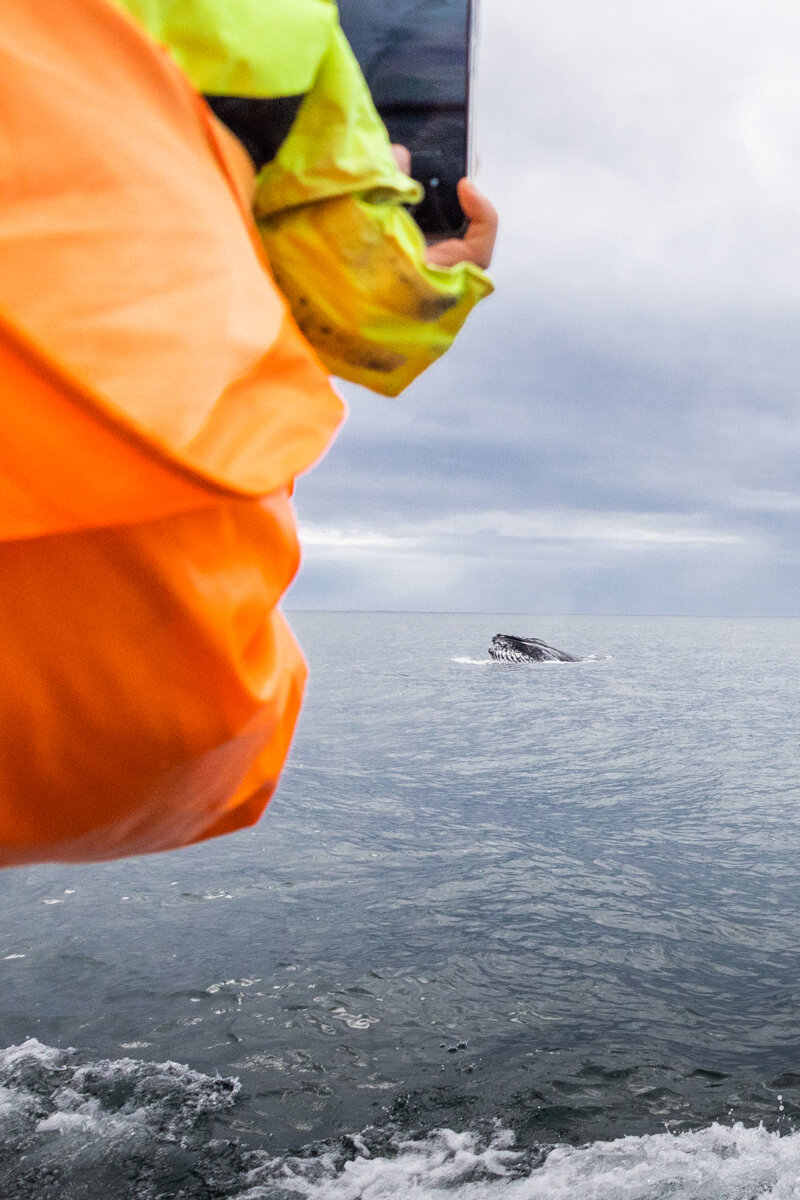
xmin=2 ymin=613 xmax=800 ymax=1198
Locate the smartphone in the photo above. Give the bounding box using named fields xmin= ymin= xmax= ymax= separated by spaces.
xmin=336 ymin=0 xmax=477 ymax=238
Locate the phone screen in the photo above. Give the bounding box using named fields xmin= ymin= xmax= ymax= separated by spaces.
xmin=337 ymin=0 xmax=475 ymax=237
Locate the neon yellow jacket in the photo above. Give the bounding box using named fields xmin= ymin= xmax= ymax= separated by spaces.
xmin=114 ymin=0 xmax=493 ymax=395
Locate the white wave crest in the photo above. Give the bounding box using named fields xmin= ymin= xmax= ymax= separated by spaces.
xmin=0 ymin=1037 xmax=239 ymax=1153
xmin=238 ymin=1123 xmax=800 ymax=1200
xmin=524 ymin=1122 xmax=800 ymax=1200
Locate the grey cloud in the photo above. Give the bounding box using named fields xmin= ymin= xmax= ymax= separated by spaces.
xmin=290 ymin=0 xmax=800 ymax=614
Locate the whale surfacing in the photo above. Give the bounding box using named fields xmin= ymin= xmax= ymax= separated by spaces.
xmin=489 ymin=634 xmax=579 ymax=663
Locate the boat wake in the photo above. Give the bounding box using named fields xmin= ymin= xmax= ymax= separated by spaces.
xmin=1 ymin=1040 xmax=799 ymax=1200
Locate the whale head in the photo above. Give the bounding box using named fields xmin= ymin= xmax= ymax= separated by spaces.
xmin=489 ymin=634 xmax=579 ymax=663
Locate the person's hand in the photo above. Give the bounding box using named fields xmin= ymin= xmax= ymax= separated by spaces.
xmin=425 ymin=179 xmax=497 ymax=271
xmin=391 ymin=146 xmax=497 ymax=271
xmin=391 ymin=144 xmax=412 ymax=175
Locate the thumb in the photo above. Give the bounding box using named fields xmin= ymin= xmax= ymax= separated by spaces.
xmin=457 ymin=179 xmax=498 ymax=269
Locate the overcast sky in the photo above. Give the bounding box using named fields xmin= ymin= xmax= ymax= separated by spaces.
xmin=288 ymin=0 xmax=800 ymax=615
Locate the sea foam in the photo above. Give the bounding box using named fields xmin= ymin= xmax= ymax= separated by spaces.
xmin=2 ymin=1041 xmax=800 ymax=1200
xmin=239 ymin=1122 xmax=800 ymax=1200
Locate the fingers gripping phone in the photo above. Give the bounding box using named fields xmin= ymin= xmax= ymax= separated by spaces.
xmin=336 ymin=0 xmax=478 ymax=238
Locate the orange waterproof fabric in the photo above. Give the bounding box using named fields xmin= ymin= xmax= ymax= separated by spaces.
xmin=0 ymin=498 xmax=306 ymax=866
xmin=0 ymin=0 xmax=345 ymax=864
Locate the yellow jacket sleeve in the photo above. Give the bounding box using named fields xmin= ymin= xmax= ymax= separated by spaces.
xmin=254 ymin=24 xmax=493 ymax=396
xmin=114 ymin=0 xmax=494 ymax=396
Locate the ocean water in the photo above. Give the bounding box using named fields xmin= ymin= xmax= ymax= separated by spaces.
xmin=2 ymin=612 xmax=800 ymax=1198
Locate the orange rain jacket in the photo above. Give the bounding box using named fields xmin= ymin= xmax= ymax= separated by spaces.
xmin=0 ymin=0 xmax=347 ymax=865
